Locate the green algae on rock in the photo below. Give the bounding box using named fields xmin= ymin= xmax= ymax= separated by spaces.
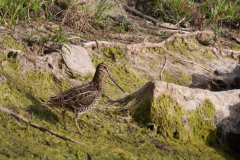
xmin=131 ymin=95 xmax=217 ymax=144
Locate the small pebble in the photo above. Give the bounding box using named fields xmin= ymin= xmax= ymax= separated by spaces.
xmin=139 ymin=140 xmax=145 ymax=143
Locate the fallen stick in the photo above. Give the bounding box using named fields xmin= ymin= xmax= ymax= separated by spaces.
xmin=175 ymin=18 xmax=186 ymax=26
xmin=160 ymin=55 xmax=168 ymax=81
xmin=123 ymin=5 xmax=159 ymax=24
xmin=123 ymin=5 xmax=190 ymax=31
xmin=226 ymin=31 xmax=240 ymax=43
xmin=0 ymin=106 xmax=84 ymax=145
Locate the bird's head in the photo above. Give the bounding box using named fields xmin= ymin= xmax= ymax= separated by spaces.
xmin=96 ymin=63 xmax=125 ymax=93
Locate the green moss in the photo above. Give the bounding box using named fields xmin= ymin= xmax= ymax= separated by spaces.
xmin=163 ymin=70 xmax=191 ymax=87
xmin=187 ymin=99 xmax=217 ymax=144
xmin=166 ymin=37 xmax=216 ymax=65
xmin=203 ymin=48 xmax=217 ymax=60
xmin=188 ymin=42 xmax=197 ymax=50
xmin=68 ymin=70 xmax=93 ymax=82
xmin=232 ymin=45 xmax=240 ymax=51
xmin=101 ymin=46 xmax=126 ymax=60
xmin=167 ymin=42 xmax=175 ymax=51
xmin=1 ymin=36 xmax=27 ymax=53
xmin=129 ymin=95 xmax=237 ymax=159
xmin=131 ymin=95 xmax=238 ymax=158
xmin=149 ymin=47 xmax=170 ymax=56
xmin=167 ymin=38 xmax=188 ymax=52
xmin=184 ymin=48 xmax=217 ymax=66
xmin=132 ymin=96 xmax=217 ymax=144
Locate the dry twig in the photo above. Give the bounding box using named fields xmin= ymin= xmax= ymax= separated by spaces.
xmin=175 ymin=18 xmax=186 ymax=26
xmin=0 ymin=106 xmax=84 ymax=145
xmin=226 ymin=31 xmax=240 ymax=43
xmin=160 ymin=55 xmax=168 ymax=81
xmin=123 ymin=5 xmax=159 ymax=25
xmin=123 ymin=5 xmax=190 ymax=31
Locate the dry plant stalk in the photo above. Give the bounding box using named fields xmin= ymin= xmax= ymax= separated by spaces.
xmin=160 ymin=55 xmax=169 ymax=81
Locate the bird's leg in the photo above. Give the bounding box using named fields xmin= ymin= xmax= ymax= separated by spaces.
xmin=62 ymin=110 xmax=67 ymax=130
xmin=51 ymin=106 xmax=61 ymax=114
xmin=74 ymin=115 xmax=83 ymax=135
xmin=74 ymin=115 xmax=95 ymax=138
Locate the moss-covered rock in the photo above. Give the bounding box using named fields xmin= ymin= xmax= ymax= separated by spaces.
xmin=132 ymin=95 xmax=216 ymax=143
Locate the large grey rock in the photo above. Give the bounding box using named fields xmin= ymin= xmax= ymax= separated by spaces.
xmin=120 ymin=81 xmax=240 ymax=152
xmin=62 ymin=44 xmax=95 ymax=74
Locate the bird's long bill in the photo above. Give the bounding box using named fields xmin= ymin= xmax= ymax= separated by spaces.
xmin=108 ymin=74 xmax=125 ymax=93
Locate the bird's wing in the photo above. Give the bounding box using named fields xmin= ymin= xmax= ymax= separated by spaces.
xmin=68 ymin=90 xmax=99 ymax=108
xmin=44 ymin=83 xmax=98 ymax=108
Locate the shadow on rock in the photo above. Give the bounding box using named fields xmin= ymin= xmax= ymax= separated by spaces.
xmin=190 ymin=57 xmax=240 ymax=91
xmin=26 ymin=105 xmax=59 ymax=125
xmin=190 ymin=73 xmax=239 ymax=91
xmin=216 ymin=101 xmax=240 ymax=155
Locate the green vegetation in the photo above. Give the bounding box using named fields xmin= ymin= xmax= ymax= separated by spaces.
xmin=93 ymin=0 xmax=119 ymax=21
xmin=0 ymin=0 xmax=49 ymax=24
xmin=46 ymin=27 xmax=70 ymax=45
xmin=203 ymin=0 xmax=239 ymax=40
xmin=152 ymin=0 xmax=193 ymax=23
xmin=151 ymin=0 xmax=239 ymax=32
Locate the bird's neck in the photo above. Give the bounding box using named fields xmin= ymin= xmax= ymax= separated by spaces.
xmin=92 ymin=73 xmax=104 ymax=91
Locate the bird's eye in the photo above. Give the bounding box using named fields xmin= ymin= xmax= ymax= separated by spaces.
xmin=103 ymin=66 xmax=107 ymax=69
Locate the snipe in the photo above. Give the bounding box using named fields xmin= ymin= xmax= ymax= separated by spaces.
xmin=42 ymin=63 xmax=125 ymax=135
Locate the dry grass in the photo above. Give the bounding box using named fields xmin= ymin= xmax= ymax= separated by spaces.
xmin=61 ymin=0 xmax=97 ymax=34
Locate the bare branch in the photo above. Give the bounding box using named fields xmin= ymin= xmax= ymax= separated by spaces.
xmin=226 ymin=31 xmax=240 ymax=43
xmin=160 ymin=55 xmax=169 ymax=81
xmin=123 ymin=5 xmax=190 ymax=31
xmin=175 ymin=18 xmax=186 ymax=26
xmin=0 ymin=106 xmax=84 ymax=145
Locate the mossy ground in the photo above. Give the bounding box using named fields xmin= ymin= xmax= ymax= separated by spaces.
xmin=0 ymin=45 xmax=238 ymax=159
xmin=1 ymin=36 xmax=27 ymax=53
xmin=167 ymin=37 xmax=217 ymax=65
xmin=163 ymin=70 xmax=192 ymax=87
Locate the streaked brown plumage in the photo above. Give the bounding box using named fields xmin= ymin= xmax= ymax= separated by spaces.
xmin=42 ymin=63 xmax=125 ymax=135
